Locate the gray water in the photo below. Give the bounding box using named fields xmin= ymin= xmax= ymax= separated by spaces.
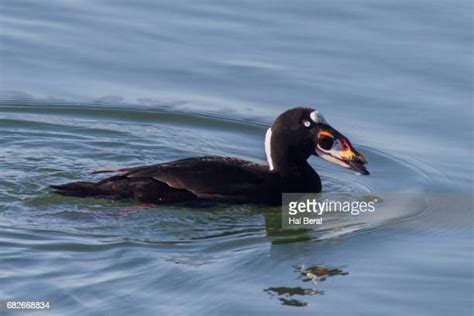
xmin=0 ymin=1 xmax=473 ymax=315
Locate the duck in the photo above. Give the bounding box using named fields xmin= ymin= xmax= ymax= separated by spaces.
xmin=50 ymin=107 xmax=369 ymax=205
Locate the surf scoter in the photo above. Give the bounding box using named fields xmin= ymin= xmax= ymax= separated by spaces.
xmin=50 ymin=107 xmax=369 ymax=205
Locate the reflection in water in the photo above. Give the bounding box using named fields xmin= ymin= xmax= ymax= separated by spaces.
xmin=0 ymin=104 xmax=468 ymax=315
xmin=263 ymin=210 xmax=313 ymax=244
xmin=264 ymin=265 xmax=349 ymax=307
xmin=0 ymin=105 xmax=437 ymax=251
xmin=299 ymin=265 xmax=349 ymax=283
xmin=0 ymin=0 xmax=471 ymax=312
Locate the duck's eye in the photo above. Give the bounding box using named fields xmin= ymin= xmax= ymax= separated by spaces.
xmin=303 ymin=120 xmax=311 ymax=127
xmin=318 ymin=136 xmax=334 ymax=150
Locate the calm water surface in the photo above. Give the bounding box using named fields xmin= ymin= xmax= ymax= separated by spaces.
xmin=0 ymin=1 xmax=472 ymax=315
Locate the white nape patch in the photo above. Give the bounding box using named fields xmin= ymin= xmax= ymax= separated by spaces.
xmin=265 ymin=128 xmax=274 ymax=170
xmin=310 ymin=110 xmax=327 ymax=124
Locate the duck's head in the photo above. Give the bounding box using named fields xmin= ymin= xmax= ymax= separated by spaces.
xmin=265 ymin=107 xmax=369 ymax=175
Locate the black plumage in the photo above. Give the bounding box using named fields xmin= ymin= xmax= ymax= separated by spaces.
xmin=50 ymin=107 xmax=368 ymax=205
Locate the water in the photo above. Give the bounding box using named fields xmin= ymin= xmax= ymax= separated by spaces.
xmin=0 ymin=1 xmax=472 ymax=315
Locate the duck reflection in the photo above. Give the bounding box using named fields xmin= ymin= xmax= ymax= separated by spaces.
xmin=264 ymin=265 xmax=349 ymax=307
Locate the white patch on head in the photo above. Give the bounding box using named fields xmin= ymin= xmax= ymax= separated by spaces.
xmin=264 ymin=128 xmax=274 ymax=171
xmin=310 ymin=111 xmax=327 ymax=124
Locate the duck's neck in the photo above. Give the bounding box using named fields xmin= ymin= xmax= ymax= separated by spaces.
xmin=265 ymin=129 xmax=321 ymax=192
xmin=265 ymin=128 xmax=311 ymax=175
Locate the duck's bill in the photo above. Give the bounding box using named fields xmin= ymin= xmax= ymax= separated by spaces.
xmin=314 ymin=128 xmax=370 ymax=175
xmin=347 ymin=159 xmax=370 ymax=175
